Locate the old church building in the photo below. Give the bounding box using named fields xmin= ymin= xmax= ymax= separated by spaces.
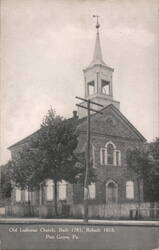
xmin=8 ymin=21 xmax=146 ymax=218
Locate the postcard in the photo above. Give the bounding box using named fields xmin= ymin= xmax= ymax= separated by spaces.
xmin=0 ymin=0 xmax=159 ymax=249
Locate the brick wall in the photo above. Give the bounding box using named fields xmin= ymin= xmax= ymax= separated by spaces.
xmin=73 ymin=107 xmax=144 ymax=205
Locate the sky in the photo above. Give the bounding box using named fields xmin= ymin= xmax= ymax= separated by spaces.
xmin=0 ymin=0 xmax=159 ymax=165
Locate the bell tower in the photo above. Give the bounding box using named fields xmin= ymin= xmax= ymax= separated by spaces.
xmin=78 ymin=16 xmax=120 ymax=118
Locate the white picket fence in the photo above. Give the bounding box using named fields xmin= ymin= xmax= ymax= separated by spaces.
xmin=70 ymin=202 xmax=159 ymax=219
xmin=0 ymin=207 xmax=5 ymax=216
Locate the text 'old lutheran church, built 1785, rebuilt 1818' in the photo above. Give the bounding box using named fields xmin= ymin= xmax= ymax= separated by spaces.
xmin=8 ymin=20 xmax=146 ymax=218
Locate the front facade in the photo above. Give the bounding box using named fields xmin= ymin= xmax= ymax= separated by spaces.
xmin=73 ymin=104 xmax=145 ymax=206
xmin=8 ymin=22 xmax=146 ymax=217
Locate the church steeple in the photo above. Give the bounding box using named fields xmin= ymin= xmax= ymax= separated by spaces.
xmin=89 ymin=16 xmax=106 ymax=67
xmin=77 ymin=17 xmax=120 ymax=118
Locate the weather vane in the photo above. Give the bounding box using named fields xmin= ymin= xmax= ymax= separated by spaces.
xmin=92 ymin=15 xmax=100 ymax=30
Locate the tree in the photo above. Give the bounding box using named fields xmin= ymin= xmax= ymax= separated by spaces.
xmin=0 ymin=161 xmax=12 ymax=200
xmin=145 ymin=138 xmax=159 ymax=202
xmin=126 ymin=146 xmax=150 ymax=212
xmin=11 ymin=144 xmax=45 ymax=191
xmin=127 ymin=138 xmax=159 ymax=206
xmin=11 ymin=108 xmax=89 ymax=216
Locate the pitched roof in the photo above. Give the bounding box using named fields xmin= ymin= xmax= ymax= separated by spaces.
xmin=8 ymin=117 xmax=79 ymax=150
xmin=8 ymin=130 xmax=40 ymax=150
xmin=8 ymin=104 xmax=146 ymax=150
xmin=77 ymin=104 xmax=146 ymax=142
xmin=105 ymin=104 xmax=146 ymax=142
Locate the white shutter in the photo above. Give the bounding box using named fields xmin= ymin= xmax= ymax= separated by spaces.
xmin=46 ymin=179 xmax=54 ymax=201
xmin=58 ymin=180 xmax=67 ymax=200
xmin=15 ymin=188 xmax=21 ymax=202
xmin=88 ymin=183 xmax=96 ymax=199
xmin=126 ymin=181 xmax=134 ymax=199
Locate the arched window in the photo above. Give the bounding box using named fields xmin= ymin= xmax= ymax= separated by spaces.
xmin=106 ymin=141 xmax=116 ymax=165
xmin=107 ymin=143 xmax=114 ymax=164
xmin=88 ymin=183 xmax=96 ymax=199
xmin=46 ymin=179 xmax=54 ymax=201
xmin=88 ymin=81 xmax=95 ymax=96
xmin=126 ymin=181 xmax=134 ymax=199
xmin=101 ymin=80 xmax=110 ymax=95
xmin=58 ymin=180 xmax=67 ymax=200
xmin=100 ymin=141 xmax=121 ymax=166
xmin=15 ymin=188 xmax=21 ymax=202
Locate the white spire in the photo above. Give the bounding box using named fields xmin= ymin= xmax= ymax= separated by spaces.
xmin=89 ymin=15 xmax=106 ymax=67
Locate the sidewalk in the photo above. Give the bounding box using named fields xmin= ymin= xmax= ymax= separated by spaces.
xmin=0 ymin=217 xmax=159 ymax=226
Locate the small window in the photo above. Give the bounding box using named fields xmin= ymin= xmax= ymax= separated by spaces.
xmin=106 ymin=116 xmax=116 ymax=126
xmin=101 ymin=80 xmax=110 ymax=95
xmin=88 ymin=81 xmax=95 ymax=96
xmin=88 ymin=183 xmax=96 ymax=199
xmin=58 ymin=180 xmax=67 ymax=200
xmin=106 ymin=118 xmax=113 ymax=125
xmin=107 ymin=144 xmax=114 ymax=164
xmin=46 ymin=179 xmax=54 ymax=201
xmin=126 ymin=181 xmax=134 ymax=199
xmin=15 ymin=188 xmax=21 ymax=202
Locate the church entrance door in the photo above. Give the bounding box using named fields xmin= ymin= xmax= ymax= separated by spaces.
xmin=106 ymin=180 xmax=118 ymax=204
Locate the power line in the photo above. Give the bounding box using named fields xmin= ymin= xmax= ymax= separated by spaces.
xmin=75 ymin=96 xmax=103 ymax=221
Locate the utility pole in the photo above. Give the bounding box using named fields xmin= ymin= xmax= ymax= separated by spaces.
xmin=0 ymin=166 xmax=1 ymax=201
xmin=76 ymin=96 xmax=103 ymax=221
